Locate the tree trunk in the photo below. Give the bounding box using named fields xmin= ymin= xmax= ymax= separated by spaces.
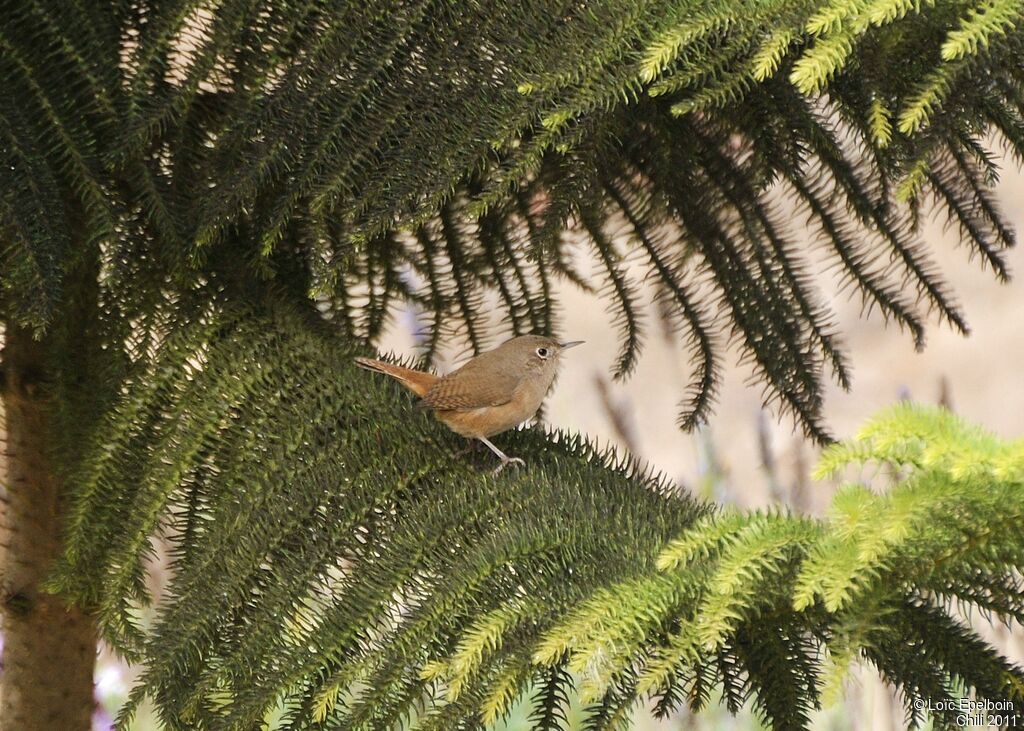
xmin=1 ymin=325 xmax=96 ymax=731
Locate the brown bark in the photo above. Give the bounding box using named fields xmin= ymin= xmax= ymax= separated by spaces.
xmin=1 ymin=326 xmax=96 ymax=731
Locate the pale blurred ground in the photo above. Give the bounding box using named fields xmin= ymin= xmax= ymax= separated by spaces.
xmin=549 ymin=169 xmax=1024 ymax=513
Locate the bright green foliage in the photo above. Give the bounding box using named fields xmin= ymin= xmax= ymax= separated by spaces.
xmin=3 ymin=0 xmax=1024 ymax=438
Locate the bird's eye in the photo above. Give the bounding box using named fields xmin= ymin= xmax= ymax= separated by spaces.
xmin=536 ymin=347 xmax=549 ymax=358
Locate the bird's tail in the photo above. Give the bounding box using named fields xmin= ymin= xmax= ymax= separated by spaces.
xmin=353 ymin=357 xmax=438 ymax=397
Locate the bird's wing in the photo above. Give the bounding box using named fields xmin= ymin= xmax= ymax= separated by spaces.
xmin=421 ymin=353 xmax=521 ymax=410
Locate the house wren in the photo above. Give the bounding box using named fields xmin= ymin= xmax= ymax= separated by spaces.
xmin=354 ymin=335 xmax=583 ymax=470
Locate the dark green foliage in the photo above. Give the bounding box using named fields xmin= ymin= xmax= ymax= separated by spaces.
xmin=5 ymin=1 xmax=1024 ymax=729
xmin=3 ymin=0 xmax=1023 ymax=436
xmin=47 ymin=297 xmax=1024 ymax=729
xmin=53 ymin=302 xmax=703 ymax=729
xmin=530 ymin=667 xmax=576 ymax=730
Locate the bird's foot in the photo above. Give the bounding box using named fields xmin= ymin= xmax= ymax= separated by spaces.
xmin=491 ymin=456 xmax=525 ymax=475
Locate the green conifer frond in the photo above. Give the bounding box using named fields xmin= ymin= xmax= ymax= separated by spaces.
xmin=5 ymin=0 xmax=1024 ymax=437
xmin=4 ymin=3 xmax=1024 ymax=726
xmin=48 ymin=300 xmax=1024 ymax=729
xmin=942 ymin=0 xmax=1024 ymax=62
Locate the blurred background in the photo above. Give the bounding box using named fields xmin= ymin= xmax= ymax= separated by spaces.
xmin=14 ymin=166 xmax=1024 ymax=730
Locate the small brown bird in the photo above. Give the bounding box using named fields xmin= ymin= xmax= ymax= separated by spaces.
xmin=355 ymin=335 xmax=583 ymax=470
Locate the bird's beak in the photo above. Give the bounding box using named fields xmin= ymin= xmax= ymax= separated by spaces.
xmin=559 ymin=340 xmax=585 ymax=350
